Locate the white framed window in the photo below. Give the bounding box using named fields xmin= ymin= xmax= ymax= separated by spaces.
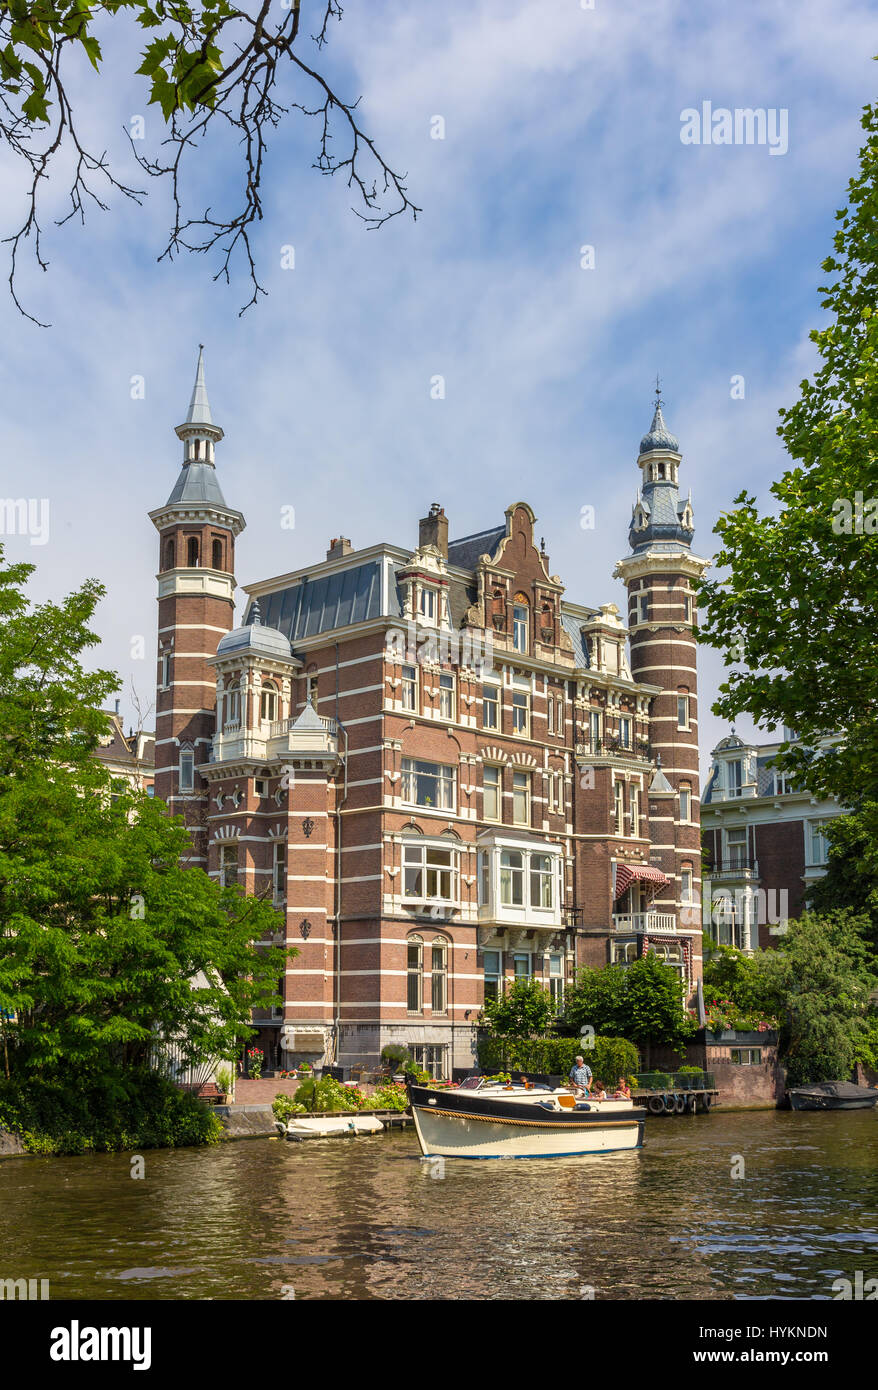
xmin=482 ymin=683 xmax=499 ymax=729
xmin=512 ymin=681 xmax=530 ymax=737
xmin=512 ymin=952 xmax=532 ymax=979
xmin=555 ymin=697 xmax=564 ymax=735
xmin=220 ymin=843 xmax=239 ymax=888
xmin=179 ymin=748 xmax=195 ymax=792
xmin=683 ymin=592 xmax=693 ymax=623
xmin=273 ymin=841 xmax=285 ymax=903
xmin=439 ymin=672 xmax=455 ymax=721
xmin=512 ymin=770 xmax=530 ymax=825
xmin=611 ymin=939 xmax=638 ymax=966
xmin=630 ymin=784 xmax=640 ymax=835
xmin=677 ymin=694 xmax=690 ymax=730
xmin=260 ymin=681 xmax=278 ymax=723
xmin=401 ymin=758 xmax=455 ymax=811
xmin=548 ymin=952 xmax=564 ymax=1013
xmin=160 ymin=652 xmax=171 ymax=688
xmin=483 ymin=765 xmax=501 ymax=821
xmin=403 ymin=843 xmax=457 ymax=903
xmin=731 ymin=1048 xmax=762 ymax=1066
xmin=589 ymin=709 xmax=602 ymax=750
xmin=255 ymin=778 xmax=268 ymax=798
xmin=619 ymin=716 xmax=631 ymax=749
xmin=483 ymin=949 xmax=502 ymax=1002
xmin=679 ymin=783 xmax=691 ymax=823
xmin=614 ymin=781 xmax=624 ymax=836
xmin=407 ymin=937 xmax=423 ymax=1013
xmin=680 ymin=866 xmax=693 ymax=904
xmin=547 ymin=696 xmax=554 ymax=734
xmin=411 ymin=1043 xmax=448 ymax=1079
xmin=529 ymin=853 xmax=554 ymax=909
xmin=636 ymin=592 xmax=650 ymax=624
xmin=499 ymin=850 xmax=524 ymax=906
xmin=431 ymin=937 xmax=448 ymax=1015
xmin=727 ymin=759 xmax=743 ymax=797
xmin=478 ymin=850 xmax=489 ymax=905
xmin=809 ymin=821 xmax=831 ymax=866
xmin=725 ymin=827 xmax=747 ymax=868
xmin=401 ymin=664 xmax=418 ymax=712
xmin=512 ymin=603 xmax=528 ymax=653
xmin=419 ymin=588 xmax=436 ymax=620
xmin=225 ymin=681 xmax=241 ymax=728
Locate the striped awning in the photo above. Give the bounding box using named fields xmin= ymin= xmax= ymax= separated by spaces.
xmin=613 ymin=863 xmax=669 ymax=901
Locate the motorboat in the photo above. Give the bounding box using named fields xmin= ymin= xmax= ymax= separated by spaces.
xmin=408 ymin=1077 xmax=645 ymax=1160
xmin=787 ymin=1081 xmax=878 ymax=1112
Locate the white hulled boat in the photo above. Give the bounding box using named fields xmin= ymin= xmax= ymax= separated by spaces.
xmin=409 ymin=1077 xmax=645 ymax=1160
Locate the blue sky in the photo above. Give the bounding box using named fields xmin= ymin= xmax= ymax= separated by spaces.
xmin=0 ymin=0 xmax=874 ymax=774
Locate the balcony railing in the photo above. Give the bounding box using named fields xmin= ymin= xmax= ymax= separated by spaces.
xmin=707 ymin=857 xmax=759 ymax=876
xmin=271 ymin=714 xmax=339 ymax=737
xmin=575 ymin=737 xmax=651 ymax=760
xmin=613 ymin=911 xmax=677 ymax=934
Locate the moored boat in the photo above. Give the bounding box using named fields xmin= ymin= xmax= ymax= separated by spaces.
xmin=277 ymin=1114 xmax=385 ymax=1140
xmin=787 ymin=1081 xmax=878 ymax=1112
xmin=409 ymin=1077 xmax=646 ymax=1160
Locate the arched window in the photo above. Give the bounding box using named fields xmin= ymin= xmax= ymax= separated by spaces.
xmin=163 ymin=538 xmax=175 ymax=571
xmin=187 ymin=536 xmax=200 ymax=568
xmin=407 ymin=936 xmax=423 ymax=1013
xmin=260 ymin=681 xmax=278 ymax=723
xmin=225 ymin=678 xmax=241 ymax=728
xmin=431 ymin=937 xmax=448 ymax=1015
xmin=212 ymin=538 xmax=224 ymax=571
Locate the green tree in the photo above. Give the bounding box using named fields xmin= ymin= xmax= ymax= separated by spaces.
xmin=0 ymin=1 xmax=419 ymax=323
xmin=480 ymin=978 xmax=554 ymax=1039
xmin=702 ymin=945 xmax=785 ymax=1019
xmin=0 ymin=545 xmax=292 ymax=1085
xmin=807 ymin=806 xmax=878 ymax=944
xmin=696 ymin=100 xmax=878 ymax=907
xmin=759 ymin=912 xmax=878 ymax=1088
xmin=564 ymin=954 xmax=696 ymax=1067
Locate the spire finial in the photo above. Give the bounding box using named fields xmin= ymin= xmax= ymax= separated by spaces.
xmin=250 ymin=598 xmax=262 ymax=625
xmin=185 ymin=346 xmax=213 ymax=427
xmin=654 ymin=373 xmax=663 ymax=409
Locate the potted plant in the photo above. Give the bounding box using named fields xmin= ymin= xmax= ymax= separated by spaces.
xmin=246 ymin=1046 xmax=264 ymax=1079
xmin=215 ymin=1066 xmax=233 ymax=1104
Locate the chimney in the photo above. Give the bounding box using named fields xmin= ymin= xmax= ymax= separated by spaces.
xmin=419 ymin=503 xmax=448 ymax=558
xmin=326 ymin=537 xmax=354 ymax=561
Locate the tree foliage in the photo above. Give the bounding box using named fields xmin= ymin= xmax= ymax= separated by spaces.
xmin=563 ymin=954 xmax=697 ymax=1061
xmin=0 ymin=543 xmax=293 ymax=1087
xmin=480 ymin=977 xmax=555 ymax=1039
xmin=0 ymin=0 xmax=419 ymax=323
xmin=696 ymin=99 xmax=878 ymax=896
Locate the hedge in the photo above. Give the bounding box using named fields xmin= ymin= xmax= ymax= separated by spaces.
xmin=476 ymin=1034 xmax=638 ymax=1087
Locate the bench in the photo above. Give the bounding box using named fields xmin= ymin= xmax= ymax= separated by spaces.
xmin=194 ymin=1082 xmax=225 ymax=1104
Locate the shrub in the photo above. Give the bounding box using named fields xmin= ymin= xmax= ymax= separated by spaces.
xmin=292 ymin=1076 xmax=364 ymax=1113
xmin=381 ymin=1043 xmax=413 ymax=1068
xmin=368 ymin=1083 xmax=409 ymax=1112
xmin=475 ymin=1035 xmax=638 ymax=1087
xmin=0 ymin=1069 xmax=222 ymax=1155
xmin=272 ymin=1093 xmax=307 ymax=1122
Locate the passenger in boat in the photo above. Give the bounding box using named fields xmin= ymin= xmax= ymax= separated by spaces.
xmin=568 ymin=1056 xmax=593 ymax=1097
xmin=591 ymin=1082 xmax=607 ymax=1103
xmin=613 ymin=1078 xmax=631 ymax=1099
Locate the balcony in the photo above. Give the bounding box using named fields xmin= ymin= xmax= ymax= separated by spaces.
xmin=707 ymin=858 xmax=759 ymax=879
xmin=211 ymin=713 xmax=340 ymax=766
xmin=575 ymin=737 xmax=651 ymax=761
xmin=613 ymin=911 xmax=678 ymax=934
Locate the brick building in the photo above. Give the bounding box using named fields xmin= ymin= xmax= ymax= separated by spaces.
xmin=701 ymin=731 xmax=846 ymax=950
xmin=150 ymin=357 xmax=709 ymax=1076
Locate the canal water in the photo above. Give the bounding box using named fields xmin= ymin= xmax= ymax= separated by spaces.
xmin=2 ymin=1110 xmax=877 ymax=1300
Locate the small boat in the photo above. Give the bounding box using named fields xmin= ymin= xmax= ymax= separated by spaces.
xmin=408 ymin=1077 xmax=645 ymax=1160
xmin=787 ymin=1081 xmax=878 ymax=1112
xmin=277 ymin=1114 xmax=385 ymax=1140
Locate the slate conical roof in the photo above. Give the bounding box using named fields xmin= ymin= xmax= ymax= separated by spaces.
xmin=639 ymin=400 xmax=679 ymax=456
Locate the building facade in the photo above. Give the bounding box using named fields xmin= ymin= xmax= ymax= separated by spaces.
xmin=701 ymin=731 xmax=846 ymax=950
xmin=150 ymin=359 xmax=708 ymax=1076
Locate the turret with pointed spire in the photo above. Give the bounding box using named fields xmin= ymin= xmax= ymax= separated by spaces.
xmin=148 ymin=348 xmax=246 ymax=864
xmin=614 ymin=383 xmax=710 ymax=989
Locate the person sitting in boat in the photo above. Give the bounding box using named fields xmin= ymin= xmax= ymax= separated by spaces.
xmin=613 ymin=1078 xmax=631 ymax=1099
xmin=568 ymin=1056 xmax=593 ymax=1097
xmin=591 ymin=1082 xmax=607 ymax=1103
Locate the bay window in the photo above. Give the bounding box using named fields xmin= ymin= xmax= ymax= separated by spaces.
xmin=529 ymin=853 xmax=554 ymax=909
xmin=500 ymin=850 xmax=524 ymax=906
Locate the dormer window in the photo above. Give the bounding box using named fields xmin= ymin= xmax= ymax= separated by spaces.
xmin=419 ymin=588 xmax=436 ymax=621
xmin=225 ymin=680 xmax=241 ymax=728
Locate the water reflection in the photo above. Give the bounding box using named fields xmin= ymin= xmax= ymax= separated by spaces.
xmin=2 ymin=1111 xmax=877 ymax=1300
